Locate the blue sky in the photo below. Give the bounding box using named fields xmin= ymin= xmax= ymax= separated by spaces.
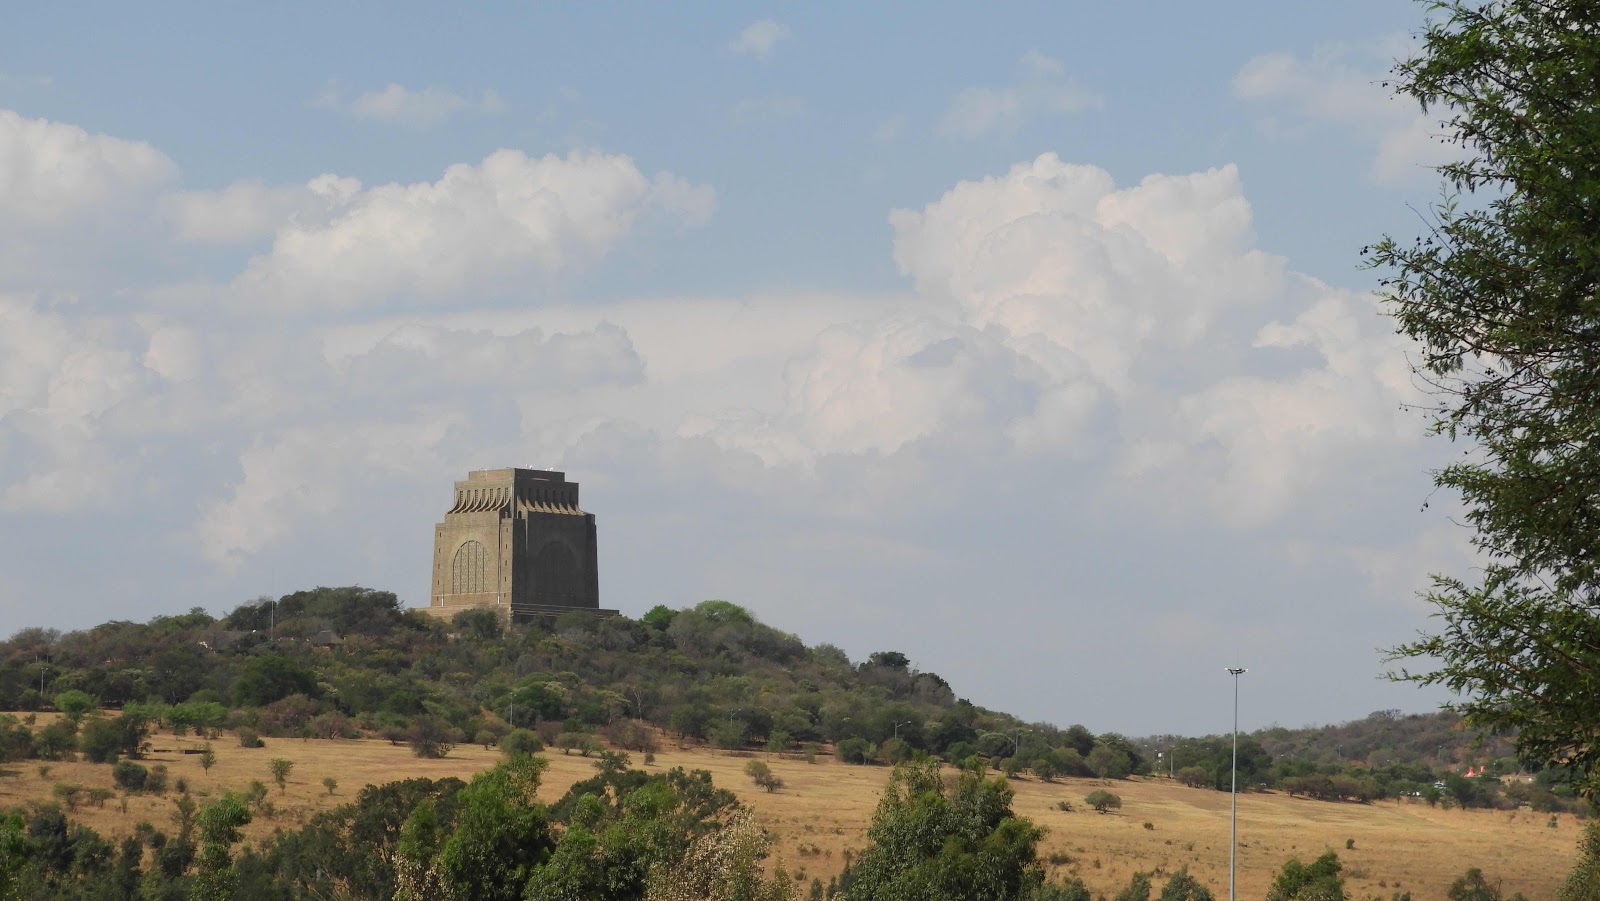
xmin=0 ymin=3 xmax=1470 ymax=737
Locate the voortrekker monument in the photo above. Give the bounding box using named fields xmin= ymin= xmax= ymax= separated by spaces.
xmin=425 ymin=467 xmax=616 ymax=621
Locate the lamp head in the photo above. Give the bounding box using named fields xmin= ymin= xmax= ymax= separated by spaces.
xmin=1226 ymin=667 xmax=1248 ymax=676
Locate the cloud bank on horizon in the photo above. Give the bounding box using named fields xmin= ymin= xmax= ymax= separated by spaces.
xmin=0 ymin=7 xmax=1467 ymax=735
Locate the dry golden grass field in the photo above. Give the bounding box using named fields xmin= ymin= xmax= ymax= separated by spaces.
xmin=0 ymin=722 xmax=1580 ymax=900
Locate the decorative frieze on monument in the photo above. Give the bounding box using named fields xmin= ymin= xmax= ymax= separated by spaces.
xmin=425 ymin=468 xmax=616 ymax=621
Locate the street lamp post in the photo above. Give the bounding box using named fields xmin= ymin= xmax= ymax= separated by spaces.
xmin=893 ymin=720 xmax=912 ymax=741
xmin=1227 ymin=667 xmax=1248 ymax=901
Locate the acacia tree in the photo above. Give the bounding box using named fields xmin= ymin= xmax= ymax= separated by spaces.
xmin=1372 ymin=0 xmax=1600 ymax=791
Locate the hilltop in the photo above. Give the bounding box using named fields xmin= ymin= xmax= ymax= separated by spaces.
xmin=0 ymin=586 xmax=1583 ymax=814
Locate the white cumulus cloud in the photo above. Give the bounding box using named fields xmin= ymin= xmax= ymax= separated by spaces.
xmin=728 ymin=21 xmax=790 ymax=59
xmin=939 ymin=51 xmax=1102 ymax=139
xmin=0 ymin=109 xmax=176 ymax=229
xmin=1233 ymin=40 xmax=1461 ymax=184
xmin=228 ymin=149 xmax=715 ymax=312
xmin=165 ymin=174 xmax=361 ymax=244
xmin=313 ymin=82 xmax=506 ymax=128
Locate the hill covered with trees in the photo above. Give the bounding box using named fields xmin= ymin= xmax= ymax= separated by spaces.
xmin=0 ymin=586 xmax=1587 ymax=816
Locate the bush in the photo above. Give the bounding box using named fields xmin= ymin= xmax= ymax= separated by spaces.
xmin=112 ymin=760 xmax=149 ymax=792
xmin=237 ymin=727 xmax=264 ymax=748
xmin=1113 ymin=872 xmax=1152 ymax=901
xmin=53 ymin=782 xmax=85 ymax=810
xmin=53 ymin=690 xmax=96 ymax=721
xmin=269 ymin=758 xmax=293 ymax=791
xmin=604 ymin=719 xmax=659 ymax=753
xmin=79 ymin=717 xmax=124 ymax=763
xmin=555 ymin=732 xmax=599 ymax=757
xmin=1158 ymin=867 xmax=1215 ymax=901
xmin=34 ymin=719 xmax=77 ymax=761
xmin=499 ymin=729 xmax=545 ymax=757
xmin=877 ymin=737 xmax=911 ymax=765
xmin=146 ymin=764 xmax=169 ymax=794
xmin=1085 ymin=790 xmax=1122 ymax=813
xmin=745 ymin=759 xmax=784 ymax=793
xmin=408 ymin=716 xmax=459 ymax=759
xmin=835 ymin=737 xmax=872 ymax=765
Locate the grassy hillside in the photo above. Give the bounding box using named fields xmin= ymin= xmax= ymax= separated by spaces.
xmin=0 ymin=722 xmax=1577 ymax=900
xmin=1 ymin=587 xmax=1582 ymax=814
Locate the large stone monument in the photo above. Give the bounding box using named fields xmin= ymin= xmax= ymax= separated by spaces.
xmin=425 ymin=468 xmax=616 ymax=621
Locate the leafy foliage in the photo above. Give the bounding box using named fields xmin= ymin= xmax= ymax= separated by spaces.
xmin=1369 ymin=0 xmax=1600 ymax=791
xmin=1265 ymin=850 xmax=1345 ymax=901
xmin=836 ymin=757 xmax=1045 ymax=900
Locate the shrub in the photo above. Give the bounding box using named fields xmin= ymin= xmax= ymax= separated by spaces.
xmin=322 ymin=776 xmax=338 ymax=796
xmin=269 ymin=758 xmax=293 ymax=791
xmin=499 ymin=729 xmax=545 ymax=757
xmin=604 ymin=719 xmax=659 ymax=753
xmin=1113 ymin=872 xmax=1152 ymax=901
xmin=53 ymin=690 xmax=96 ymax=722
xmin=877 ymin=737 xmax=911 ymax=765
xmin=53 ymin=782 xmax=85 ymax=810
xmin=245 ymin=780 xmax=269 ymax=811
xmin=555 ymin=732 xmax=599 ymax=757
xmin=1158 ymin=867 xmax=1215 ymax=901
xmin=237 ymin=727 xmax=264 ymax=748
xmin=408 ymin=716 xmax=459 ymax=759
xmin=835 ymin=737 xmax=872 ymax=765
xmin=1085 ymin=790 xmax=1122 ymax=813
xmin=79 ymin=717 xmax=124 ymax=763
xmin=146 ymin=764 xmax=169 ymax=794
xmin=34 ymin=719 xmax=77 ymax=761
xmin=1266 ymin=850 xmax=1344 ymax=901
xmin=745 ymin=759 xmax=784 ymax=792
xmin=112 ymin=760 xmax=149 ymax=792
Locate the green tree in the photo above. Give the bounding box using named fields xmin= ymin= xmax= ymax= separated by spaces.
xmin=0 ymin=812 xmax=25 ymax=901
xmin=1157 ymin=868 xmax=1215 ymax=901
xmin=52 ymin=689 xmax=95 ymax=722
xmin=1447 ymin=867 xmax=1515 ymax=901
xmin=233 ymin=655 xmax=317 ymax=707
xmin=1084 ymin=790 xmax=1121 ymax=814
xmin=192 ymin=793 xmax=252 ymax=901
xmin=200 ymin=743 xmax=216 ymax=772
xmin=745 ymin=759 xmax=783 ymax=793
xmin=78 ymin=717 xmax=124 ymax=764
xmin=111 ymin=760 xmax=148 ymax=792
xmin=409 ymin=716 xmax=458 ymax=759
xmin=1371 ymin=0 xmax=1600 ymax=791
xmin=499 ymin=728 xmax=544 ymax=757
xmin=839 ymin=757 xmax=1045 ymax=901
xmin=435 ymin=756 xmax=556 ymax=900
xmin=269 ymin=757 xmax=293 ymax=792
xmin=1087 ymin=745 xmax=1131 ymax=780
xmin=1560 ymin=822 xmax=1600 ymax=901
xmin=1113 ymin=873 xmax=1152 ymax=901
xmin=1265 ymin=850 xmax=1345 ymax=901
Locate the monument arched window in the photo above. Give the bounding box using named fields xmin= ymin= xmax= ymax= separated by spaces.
xmin=452 ymin=540 xmax=488 ymax=593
